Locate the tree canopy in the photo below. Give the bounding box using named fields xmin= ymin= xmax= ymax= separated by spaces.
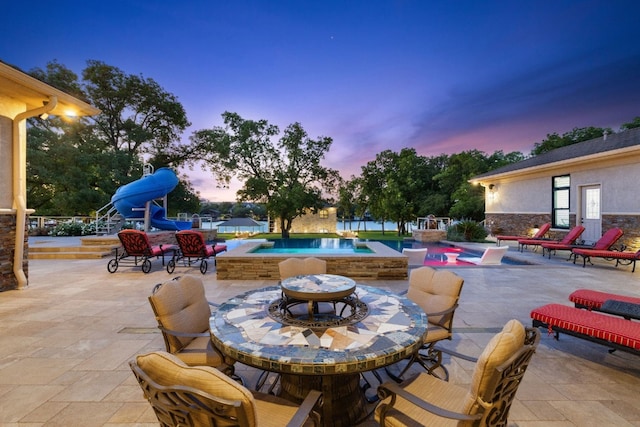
xmin=190 ymin=112 xmax=340 ymax=237
xmin=27 ymin=60 xmax=199 ymax=216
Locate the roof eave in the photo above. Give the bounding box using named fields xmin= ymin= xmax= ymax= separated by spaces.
xmin=0 ymin=62 xmax=100 ymax=117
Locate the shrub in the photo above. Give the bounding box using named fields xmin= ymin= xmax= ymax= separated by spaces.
xmin=49 ymin=221 xmax=97 ymax=236
xmin=447 ymin=220 xmax=487 ymax=242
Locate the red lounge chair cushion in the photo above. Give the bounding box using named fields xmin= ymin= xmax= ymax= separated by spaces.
xmin=569 ymin=289 xmax=640 ymax=310
xmin=519 ymin=226 xmax=585 ymax=248
xmin=213 ymin=244 xmax=227 ymax=254
xmin=591 ymin=228 xmax=624 ymax=250
xmin=531 ymin=304 xmax=640 ymax=350
xmin=572 ymin=248 xmax=640 ymax=260
xmin=150 ymin=245 xmax=176 ymax=256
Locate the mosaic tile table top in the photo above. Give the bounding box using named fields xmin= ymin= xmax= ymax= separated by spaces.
xmin=210 ymin=285 xmax=427 ymax=375
xmin=280 ymin=274 xmax=356 ymax=301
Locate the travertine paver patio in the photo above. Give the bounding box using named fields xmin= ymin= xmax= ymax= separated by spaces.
xmin=0 ymin=239 xmax=639 ymax=426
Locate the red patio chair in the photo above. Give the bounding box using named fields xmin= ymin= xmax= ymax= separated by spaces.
xmin=541 ymin=227 xmax=623 ymax=260
xmin=496 ymin=223 xmax=550 ymax=246
xmin=108 ymin=229 xmax=177 ymax=273
xmin=168 ymin=230 xmax=227 ymax=274
xmin=519 ymin=225 xmax=584 ymax=253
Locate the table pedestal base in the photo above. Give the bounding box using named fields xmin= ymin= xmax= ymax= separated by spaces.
xmin=279 ymin=373 xmax=368 ymax=427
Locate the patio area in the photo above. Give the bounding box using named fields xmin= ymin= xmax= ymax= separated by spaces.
xmin=1 ymin=239 xmax=639 ymax=426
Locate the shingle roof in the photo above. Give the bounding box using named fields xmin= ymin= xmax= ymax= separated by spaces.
xmin=473 ymin=126 xmax=640 ymax=179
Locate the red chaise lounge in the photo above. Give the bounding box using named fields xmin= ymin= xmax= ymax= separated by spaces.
xmin=496 ymin=223 xmax=550 ymax=246
xmin=518 ymin=225 xmax=584 ymax=253
xmin=572 ymin=247 xmax=640 ymax=272
xmin=531 ymin=303 xmax=640 ymax=356
xmin=541 ymin=227 xmax=623 ymax=260
xmin=108 ymin=229 xmax=177 ymax=273
xmin=168 ymin=230 xmax=227 ymax=274
xmin=569 ymin=289 xmax=640 ymax=311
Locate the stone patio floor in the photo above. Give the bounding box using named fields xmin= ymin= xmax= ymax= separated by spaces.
xmin=1 ymin=239 xmax=640 ymax=426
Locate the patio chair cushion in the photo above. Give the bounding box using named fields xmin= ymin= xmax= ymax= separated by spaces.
xmin=149 ymin=275 xmax=212 ymax=351
xmin=406 ymin=266 xmax=463 ymax=327
xmin=463 ymin=320 xmax=525 ymax=414
xmin=279 ymin=257 xmax=327 ymax=280
xmin=135 ymin=351 xmax=258 ymax=425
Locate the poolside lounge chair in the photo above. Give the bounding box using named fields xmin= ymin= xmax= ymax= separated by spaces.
xmin=376 ymin=320 xmax=540 ymax=427
xmin=402 ymin=247 xmax=428 ymax=266
xmin=167 ymin=230 xmax=227 ymax=274
xmin=458 ymin=245 xmax=508 ymax=265
xmin=496 ymin=223 xmax=550 ymax=246
xmin=541 ymin=227 xmax=623 ymax=260
xmin=572 ymin=247 xmax=640 ymax=272
xmin=518 ymin=225 xmax=584 ymax=253
xmin=130 ymin=351 xmax=322 ymax=427
xmin=107 ymin=229 xmax=176 ymax=273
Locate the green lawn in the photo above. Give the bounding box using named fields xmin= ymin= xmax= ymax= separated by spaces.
xmin=217 ymin=231 xmax=410 ymax=242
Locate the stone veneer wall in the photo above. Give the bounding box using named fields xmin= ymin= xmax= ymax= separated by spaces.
xmin=0 ymin=215 xmax=28 ymax=292
xmin=602 ymin=214 xmax=640 ymax=251
xmin=216 ymin=255 xmax=408 ymax=281
xmin=485 ymin=214 xmax=553 ymax=237
xmin=486 ymin=213 xmax=640 ymax=251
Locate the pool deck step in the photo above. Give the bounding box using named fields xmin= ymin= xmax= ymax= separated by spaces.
xmin=29 ymin=236 xmax=120 ymax=260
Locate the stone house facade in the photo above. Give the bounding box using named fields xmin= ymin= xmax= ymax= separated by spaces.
xmin=472 ymin=127 xmax=640 ymax=251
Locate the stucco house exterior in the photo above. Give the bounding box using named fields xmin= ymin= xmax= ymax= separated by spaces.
xmin=471 ymin=126 xmax=640 ymax=251
xmin=0 ymin=61 xmax=99 ymax=291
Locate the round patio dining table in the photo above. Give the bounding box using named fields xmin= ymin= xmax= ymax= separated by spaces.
xmin=210 ymin=283 xmax=427 ymax=427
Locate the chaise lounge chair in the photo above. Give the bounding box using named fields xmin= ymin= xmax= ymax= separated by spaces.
xmin=402 ymin=247 xmax=429 ymax=267
xmin=518 ymin=225 xmax=584 ymax=253
xmin=572 ymin=247 xmax=640 ymax=272
xmin=457 ymin=245 xmax=508 ymax=265
xmin=541 ymin=227 xmax=623 ymax=260
xmin=496 ymin=223 xmax=550 ymax=246
xmin=167 ymin=230 xmax=227 ymax=274
xmin=108 ymin=229 xmax=177 ymax=273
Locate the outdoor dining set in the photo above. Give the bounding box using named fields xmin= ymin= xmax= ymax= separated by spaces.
xmin=131 ymin=255 xmax=541 ymax=426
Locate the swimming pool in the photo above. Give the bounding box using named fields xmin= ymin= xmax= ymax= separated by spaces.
xmin=215 ymin=238 xmax=528 ymax=280
xmin=249 ymin=238 xmax=374 ymax=254
xmin=216 ymin=239 xmax=407 ymax=280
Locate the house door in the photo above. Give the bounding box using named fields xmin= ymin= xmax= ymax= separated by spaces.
xmin=580 ymin=185 xmax=601 ymax=244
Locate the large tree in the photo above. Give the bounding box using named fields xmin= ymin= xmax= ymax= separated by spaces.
xmin=27 ymin=60 xmax=200 ymax=216
xmin=191 ymin=112 xmax=339 ymax=237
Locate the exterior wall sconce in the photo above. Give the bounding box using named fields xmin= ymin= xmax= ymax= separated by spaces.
xmin=488 ymin=184 xmax=498 ymax=201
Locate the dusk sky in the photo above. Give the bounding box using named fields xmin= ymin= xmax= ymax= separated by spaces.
xmin=3 ymin=1 xmax=640 ymax=202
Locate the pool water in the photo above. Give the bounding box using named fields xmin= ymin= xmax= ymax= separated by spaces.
xmin=249 ymin=238 xmax=374 ymax=254
xmin=371 ymin=240 xmax=526 ymax=266
xmin=225 ymin=238 xmax=528 ymax=266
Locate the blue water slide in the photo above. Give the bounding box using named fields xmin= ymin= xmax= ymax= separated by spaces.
xmin=111 ymin=167 xmax=192 ymax=231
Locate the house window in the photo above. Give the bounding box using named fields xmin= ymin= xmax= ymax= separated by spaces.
xmin=319 ymin=209 xmax=329 ymax=219
xmin=552 ymin=175 xmax=570 ymax=229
